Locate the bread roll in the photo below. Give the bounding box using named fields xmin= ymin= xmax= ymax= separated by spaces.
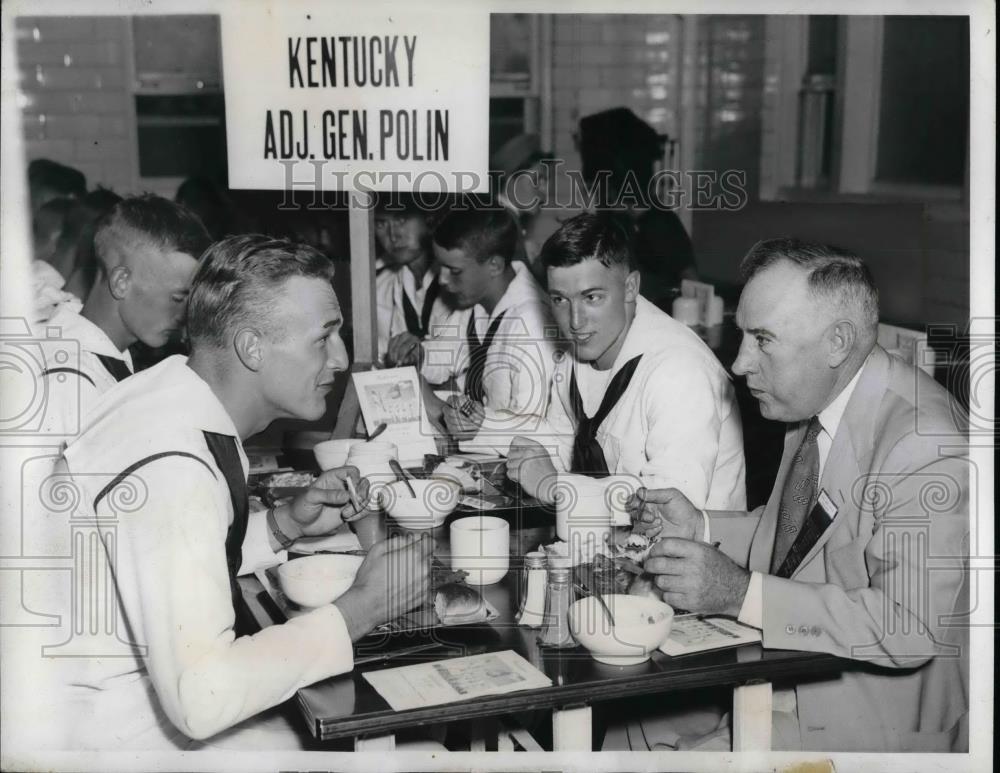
xmin=433 ymin=583 xmax=487 ymax=621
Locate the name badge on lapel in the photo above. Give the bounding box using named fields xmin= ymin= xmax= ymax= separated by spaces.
xmin=775 ymin=488 xmax=839 ymax=578
xmin=817 ymin=490 xmax=838 ymax=522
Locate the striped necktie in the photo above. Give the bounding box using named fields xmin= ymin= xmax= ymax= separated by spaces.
xmin=771 ymin=416 xmax=823 ymax=574
xmin=401 ymin=277 xmax=440 ymax=338
xmin=464 ymin=310 xmax=507 ymax=403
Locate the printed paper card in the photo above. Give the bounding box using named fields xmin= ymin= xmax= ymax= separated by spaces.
xmin=351 ymin=366 xmax=437 ymax=466
xmin=362 ymin=650 xmax=551 ymax=711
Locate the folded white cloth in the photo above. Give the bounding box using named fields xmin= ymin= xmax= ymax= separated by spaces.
xmin=32 ymin=260 xmax=81 ymax=323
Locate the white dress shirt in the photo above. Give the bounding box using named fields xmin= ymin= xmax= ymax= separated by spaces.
xmin=544 ymin=296 xmax=746 ymax=510
xmin=51 ymin=356 xmax=354 ymax=749
xmin=421 ymin=261 xmax=559 ymax=455
xmin=375 ymin=261 xmax=448 ymax=360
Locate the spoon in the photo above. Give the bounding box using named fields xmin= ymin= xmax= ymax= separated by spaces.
xmin=367 ymin=422 xmax=388 ymax=442
xmin=575 ymin=582 xmax=615 ymax=627
xmin=389 ymin=458 xmax=417 ymax=498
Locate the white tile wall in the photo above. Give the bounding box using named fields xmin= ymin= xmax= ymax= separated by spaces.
xmin=16 ymin=16 xmax=135 ymax=195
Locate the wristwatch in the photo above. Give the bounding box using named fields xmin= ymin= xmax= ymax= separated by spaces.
xmin=266 ymin=507 xmax=297 ymax=550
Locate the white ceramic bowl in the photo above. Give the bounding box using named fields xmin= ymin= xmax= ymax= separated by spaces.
xmin=568 ymin=594 xmax=675 ymax=665
xmin=347 ymin=441 xmax=399 ymax=481
xmin=277 ymin=554 xmax=364 ymax=608
xmin=382 ymin=479 xmax=461 ymax=529
xmin=347 ymin=440 xmax=397 ymax=458
xmin=313 ymin=438 xmax=363 ymax=470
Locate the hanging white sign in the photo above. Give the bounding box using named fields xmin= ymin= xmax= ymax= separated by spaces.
xmin=220 ymin=7 xmax=489 ymax=192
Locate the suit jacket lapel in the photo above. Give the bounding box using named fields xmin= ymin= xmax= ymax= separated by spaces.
xmin=789 ymin=346 xmax=891 ymax=578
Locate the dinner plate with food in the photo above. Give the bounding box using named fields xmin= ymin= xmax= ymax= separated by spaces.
xmin=567 ymin=530 xmax=665 ymax=602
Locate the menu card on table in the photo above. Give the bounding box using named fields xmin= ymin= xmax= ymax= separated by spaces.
xmin=352 ymin=366 xmax=437 ymax=466
xmin=362 ymin=650 xmax=551 ymax=711
xmin=659 ymin=615 xmax=761 ymax=656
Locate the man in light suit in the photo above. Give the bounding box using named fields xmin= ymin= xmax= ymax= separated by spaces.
xmin=616 ymin=238 xmax=969 ymax=752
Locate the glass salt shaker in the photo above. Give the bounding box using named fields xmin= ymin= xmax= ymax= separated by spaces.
xmin=538 ymin=557 xmax=576 ymax=648
xmin=515 ymin=551 xmax=547 ymax=628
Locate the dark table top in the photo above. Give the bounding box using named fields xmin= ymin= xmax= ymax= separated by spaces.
xmin=239 ymin=509 xmax=845 ymax=743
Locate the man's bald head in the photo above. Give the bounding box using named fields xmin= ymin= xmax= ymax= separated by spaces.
xmin=740 ymin=238 xmax=880 ymax=347
xmin=733 ymin=239 xmax=881 ymax=421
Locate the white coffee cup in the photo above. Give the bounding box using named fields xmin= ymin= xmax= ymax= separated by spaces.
xmin=707 ymin=295 xmax=725 ymax=327
xmin=314 ymin=439 xmax=363 ymax=470
xmin=450 ymin=515 xmax=510 ymax=585
xmin=672 ymin=296 xmax=700 ymax=327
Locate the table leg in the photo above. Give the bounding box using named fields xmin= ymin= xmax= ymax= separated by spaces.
xmin=552 ymin=704 xmax=592 ymax=751
xmin=499 ymin=718 xmax=544 ymax=751
xmin=497 ymin=729 xmax=515 ymax=752
xmin=732 ymin=681 xmax=772 ymax=751
xmin=354 ymin=732 xmax=396 ymax=751
xmin=468 ymin=717 xmax=493 ymax=752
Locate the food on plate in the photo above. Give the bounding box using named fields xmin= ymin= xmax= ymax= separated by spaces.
xmin=263 ymin=470 xmax=316 ymax=488
xmin=543 ymin=528 xmax=665 ymax=601
xmin=576 ymin=553 xmax=631 ymax=596
xmin=542 ymin=540 xmax=570 ymax=560
xmin=431 ymin=565 xmax=469 ymax=588
xmin=429 ymin=458 xmax=481 ymax=493
xmin=612 ymin=530 xmax=659 ymax=564
xmin=610 ymin=531 xmax=667 ymax=600
xmin=433 ymin=582 xmax=488 ymax=621
xmin=569 ymin=531 xmax=665 ymax=601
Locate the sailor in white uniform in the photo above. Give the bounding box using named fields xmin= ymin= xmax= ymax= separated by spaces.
xmin=507 ymin=212 xmax=746 ymax=511
xmin=373 ymin=195 xmax=451 ymax=365
xmin=32 ymin=194 xmax=210 ymax=440
xmin=50 ymin=235 xmax=431 ymax=751
xmin=419 ymin=206 xmax=559 ymax=455
xmin=21 ymin=197 xmax=210 ymax=654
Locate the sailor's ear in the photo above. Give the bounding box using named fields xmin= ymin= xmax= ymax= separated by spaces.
xmin=487 ymin=254 xmax=506 ymax=277
xmin=233 ymin=328 xmax=264 ymax=372
xmin=108 ymin=265 xmax=131 ymax=300
xmin=623 ymin=269 xmax=641 ymax=303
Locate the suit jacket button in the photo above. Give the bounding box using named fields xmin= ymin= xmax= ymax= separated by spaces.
xmin=785 ymin=624 xmax=796 ymax=635
xmin=798 ymin=625 xmax=809 ymax=636
xmin=810 ymin=626 xmax=821 ymax=637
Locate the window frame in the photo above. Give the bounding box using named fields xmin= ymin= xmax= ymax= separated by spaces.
xmin=761 ymin=14 xmax=969 ymax=203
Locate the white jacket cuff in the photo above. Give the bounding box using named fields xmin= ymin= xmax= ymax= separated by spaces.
xmin=238 ymin=506 xmax=286 ymax=576
xmin=737 ymin=571 xmax=764 ymax=630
